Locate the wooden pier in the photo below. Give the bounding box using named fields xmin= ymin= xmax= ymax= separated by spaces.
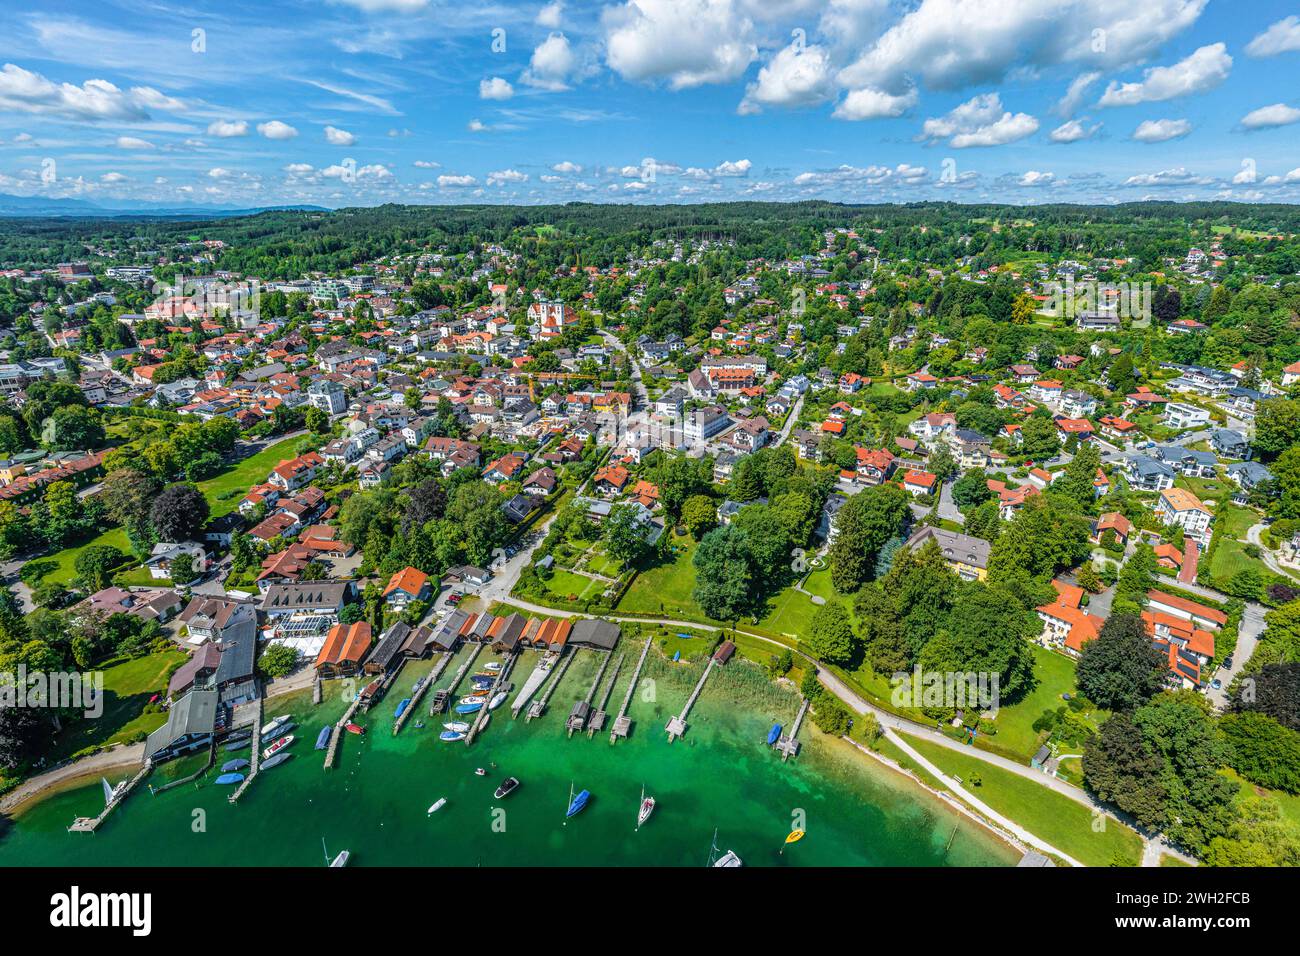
xmin=511 ymin=652 xmax=559 ymax=718
xmin=395 ymin=651 xmax=451 ymax=735
xmin=587 ymin=653 xmax=623 ymax=737
xmin=666 ymin=657 xmax=716 ymax=742
xmin=324 ymin=695 xmax=362 ymax=770
xmin=610 ymin=636 xmax=652 ymax=743
xmin=69 ymin=758 xmax=152 ymax=832
xmin=777 ymin=697 xmax=808 ymax=761
xmin=228 ymin=698 xmax=263 ymax=803
xmin=466 ymin=651 xmax=516 ymax=746
xmin=527 ymin=646 xmax=573 ymax=721
xmin=568 ymin=650 xmax=611 ymax=737
xmin=312 ymin=676 xmax=322 ymax=705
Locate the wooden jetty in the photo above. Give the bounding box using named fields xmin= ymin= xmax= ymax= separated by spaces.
xmin=527 ymin=645 xmax=574 ymax=721
xmin=666 ymin=657 xmax=716 ymax=742
xmin=429 ymin=688 xmax=450 ymax=715
xmin=312 ymin=676 xmax=322 ymax=705
xmin=466 ymin=651 xmax=516 ymax=745
xmin=324 ymin=695 xmax=362 ymax=770
xmin=228 ymin=698 xmax=263 ymax=803
xmin=567 ymin=650 xmax=611 ymax=737
xmin=610 ymin=636 xmax=652 ymax=743
xmin=69 ymin=759 xmax=152 ymax=832
xmin=587 ymin=653 xmax=623 ymax=737
xmin=776 ymin=697 xmax=808 ymax=761
xmin=511 ymin=651 xmax=559 ymax=718
xmin=395 ymin=651 xmax=451 ymax=735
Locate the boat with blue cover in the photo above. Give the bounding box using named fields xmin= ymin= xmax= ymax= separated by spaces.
xmin=767 ymin=723 xmax=782 ymax=746
xmin=215 ymin=773 xmax=244 ymax=786
xmin=566 ymin=788 xmax=590 ymax=818
xmin=221 ymin=759 xmax=249 ymax=773
xmin=395 ymin=698 xmax=411 ymax=719
xmin=315 ymin=727 xmax=331 ymax=750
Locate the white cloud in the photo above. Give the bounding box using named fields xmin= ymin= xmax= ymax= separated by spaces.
xmin=207 ymin=167 xmax=233 ymax=179
xmin=551 ymin=161 xmax=582 ymax=173
xmin=522 ymin=33 xmax=579 ymax=91
xmin=738 ymin=42 xmax=834 ymax=114
xmin=793 ymin=163 xmax=927 ymax=187
xmin=257 ymin=120 xmax=298 ymax=140
xmin=1017 ymin=170 xmax=1054 ymax=186
xmin=100 ymin=171 xmax=128 ymax=183
xmin=331 ymin=0 xmax=431 ymax=11
xmin=537 ymin=1 xmax=564 ymax=28
xmin=487 ymin=169 xmax=529 ymax=186
xmin=838 ymin=0 xmax=1206 ymax=95
xmin=115 ymin=136 xmax=153 ymax=149
xmin=1057 ymin=72 xmax=1100 ymax=117
xmin=0 ymin=63 xmax=186 ymax=122
xmin=438 ymin=174 xmax=477 ymax=187
xmin=713 ymin=158 xmax=751 ymax=176
xmin=817 ymin=0 xmax=889 ymax=56
xmin=1246 ymin=16 xmax=1300 ymax=57
xmin=467 ymin=119 xmax=488 ymax=132
xmin=1049 ymin=118 xmax=1099 ymax=142
xmin=321 ymin=162 xmax=392 ymax=180
xmin=604 ymin=0 xmax=757 ymax=89
xmin=283 ymin=163 xmax=314 ymax=174
xmin=920 ymin=93 xmax=1038 ymax=148
xmin=1098 ymin=43 xmax=1231 ymax=107
xmin=1123 ymin=167 xmax=1212 ymax=186
xmin=1240 ymin=103 xmax=1300 ymax=130
xmin=1132 ymin=118 xmax=1191 ymax=142
xmin=324 ymin=125 xmax=356 ymax=146
xmin=479 ymin=77 xmax=514 ymax=100
xmin=207 ymin=119 xmax=248 ymax=137
xmin=833 ymin=85 xmax=916 ymax=120
xmin=413 ymin=160 xmax=441 ymax=169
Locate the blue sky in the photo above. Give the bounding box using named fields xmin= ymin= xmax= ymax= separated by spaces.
xmin=0 ymin=0 xmax=1298 ymax=208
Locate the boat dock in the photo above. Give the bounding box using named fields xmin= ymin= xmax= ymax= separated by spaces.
xmin=312 ymin=676 xmax=322 ymax=705
xmin=395 ymin=652 xmax=451 ymax=735
xmin=466 ymin=651 xmax=517 ymax=746
xmin=567 ymin=650 xmax=611 ymax=737
xmin=511 ymin=651 xmax=559 ymax=718
xmin=610 ymin=636 xmax=652 ymax=743
xmin=324 ymin=695 xmax=362 ymax=770
xmin=228 ymin=699 xmax=263 ymax=803
xmin=68 ymin=759 xmax=152 ymax=833
xmin=666 ymin=657 xmax=716 ymax=742
xmin=586 ymin=653 xmax=623 ymax=737
xmin=527 ymin=645 xmax=574 ymax=721
xmin=777 ymin=697 xmax=808 ymax=761
xmin=444 ymin=643 xmax=483 ymax=701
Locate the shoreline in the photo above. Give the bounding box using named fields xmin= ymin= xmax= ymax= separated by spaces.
xmin=0 ymin=743 xmax=146 ymax=818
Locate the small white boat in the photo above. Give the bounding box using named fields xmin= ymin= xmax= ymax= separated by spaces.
xmin=261 ymin=714 xmax=291 ymax=736
xmin=713 ymin=850 xmax=743 ymax=867
xmin=262 ymin=734 xmax=294 ymax=760
xmin=330 ymin=850 xmax=350 ymax=868
xmin=427 ymin=798 xmax=447 ymax=814
xmin=442 ymin=721 xmax=470 ymax=733
xmin=488 ymin=692 xmax=507 ymax=710
xmin=474 ymin=768 xmax=487 ymax=776
xmin=458 ymin=695 xmax=485 ymax=706
xmin=638 ymin=785 xmax=655 ymax=827
xmin=483 ymin=661 xmax=503 ymax=673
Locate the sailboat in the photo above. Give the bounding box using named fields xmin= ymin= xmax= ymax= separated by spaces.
xmin=565 ymin=783 xmax=589 ymax=818
xmin=707 ymin=828 xmax=743 ymax=867
xmin=637 ymin=785 xmax=655 ymax=828
xmin=100 ymin=776 xmax=126 ymax=806
xmin=324 ymin=838 xmax=349 ymax=868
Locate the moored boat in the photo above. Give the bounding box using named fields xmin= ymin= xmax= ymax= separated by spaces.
xmin=329 ymin=850 xmax=350 ymax=868
xmin=459 ymin=694 xmax=486 ymax=705
xmin=221 ymin=759 xmax=249 ymax=773
xmin=223 ymin=739 xmax=251 ymax=752
xmin=395 ymin=698 xmax=411 ymax=719
xmin=262 ymin=734 xmax=294 ymax=760
xmin=453 ymin=702 xmax=482 ymax=715
xmin=315 ymin=726 xmax=331 ymax=750
xmin=488 ymin=692 xmax=507 ymax=710
xmin=494 ymin=777 xmax=520 ymax=799
xmin=345 ymin=723 xmax=365 ymax=735
xmin=261 ymin=714 xmax=291 ymax=736
xmin=442 ymin=721 xmax=470 ymax=733
xmin=439 ymin=730 xmax=466 ymax=741
xmin=767 ymin=723 xmax=782 ymax=746
xmin=566 ymin=788 xmax=590 ymax=818
xmin=483 ymin=661 xmax=503 ymax=673
xmin=713 ymin=850 xmax=743 ymax=867
xmin=427 ymin=798 xmax=447 ymax=814
xmin=261 ymin=752 xmax=293 ymax=770
xmin=638 ymin=796 xmax=656 ymax=827
xmin=215 ymin=773 xmax=245 ymax=786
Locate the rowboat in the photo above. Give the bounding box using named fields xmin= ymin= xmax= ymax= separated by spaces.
xmin=262 ymin=734 xmax=294 ymax=760
xmin=439 ymin=730 xmax=466 ymax=741
xmin=767 ymin=723 xmax=782 ymax=746
xmin=215 ymin=773 xmax=244 ymax=786
xmin=442 ymin=721 xmax=470 ymax=733
xmin=345 ymin=723 xmax=365 ymax=735
xmin=428 ymin=798 xmax=447 ymax=814
xmin=221 ymin=759 xmax=249 ymax=773
xmin=261 ymin=752 xmax=293 ymax=770
xmin=315 ymin=727 xmax=332 ymax=750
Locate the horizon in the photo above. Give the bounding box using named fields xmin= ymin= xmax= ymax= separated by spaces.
xmin=0 ymin=1 xmax=1298 ymax=210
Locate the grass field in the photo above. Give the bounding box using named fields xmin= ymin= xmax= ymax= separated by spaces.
xmin=540 ymin=568 xmax=605 ymax=602
xmin=902 ymin=733 xmax=1144 ymax=867
xmin=43 ymin=526 xmax=133 ymax=586
xmin=984 ymin=645 xmax=1105 ymax=763
xmin=1209 ymin=503 xmax=1266 ymax=581
xmin=197 ymin=436 xmax=306 ymax=515
xmin=47 ymin=649 xmax=187 ymax=762
xmin=616 ymin=532 xmax=704 ymax=619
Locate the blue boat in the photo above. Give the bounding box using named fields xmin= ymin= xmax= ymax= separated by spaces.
xmin=395 ymin=698 xmax=411 ymax=719
xmin=767 ymin=723 xmax=782 ymax=746
xmin=215 ymin=773 xmax=244 ymax=786
xmin=566 ymin=789 xmax=590 ymax=818
xmin=221 ymin=759 xmax=249 ymax=773
xmin=454 ymin=702 xmax=483 ymax=715
xmin=439 ymin=730 xmax=466 ymax=741
xmin=315 ymin=727 xmax=331 ymax=750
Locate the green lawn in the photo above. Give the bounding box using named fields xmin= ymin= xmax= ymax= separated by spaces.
xmin=44 ymin=526 xmax=133 ymax=586
xmin=616 ymin=532 xmax=705 ymax=619
xmin=197 ymin=436 xmax=307 ymax=515
xmin=902 ymin=733 xmax=1144 ymax=867
xmin=46 ymin=649 xmax=187 ymax=762
xmin=984 ymin=645 xmax=1106 ymax=764
xmin=541 ymin=568 xmax=605 ymax=602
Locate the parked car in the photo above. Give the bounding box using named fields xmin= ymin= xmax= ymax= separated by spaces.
xmin=1210 ymin=679 xmax=1222 ymax=690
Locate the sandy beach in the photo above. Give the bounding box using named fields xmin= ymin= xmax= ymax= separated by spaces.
xmin=0 ymin=743 xmax=146 ymax=817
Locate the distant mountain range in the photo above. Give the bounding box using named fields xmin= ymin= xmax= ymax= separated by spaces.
xmin=0 ymin=193 xmax=328 ymax=218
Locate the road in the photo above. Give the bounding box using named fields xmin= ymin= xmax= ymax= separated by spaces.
xmin=1247 ymin=522 xmax=1299 ymax=583
xmin=772 ymin=394 xmax=805 ymax=448
xmin=934 ymin=476 xmax=964 ymax=525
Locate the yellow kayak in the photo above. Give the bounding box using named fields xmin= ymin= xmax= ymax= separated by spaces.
xmin=785 ymin=829 xmax=805 ymax=845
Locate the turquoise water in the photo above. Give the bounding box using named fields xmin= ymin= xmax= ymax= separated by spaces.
xmin=0 ymin=647 xmax=1017 ymax=867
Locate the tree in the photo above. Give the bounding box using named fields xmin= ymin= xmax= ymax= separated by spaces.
xmin=149 ymin=483 xmax=210 ymax=542
xmin=74 ymin=545 xmax=126 ymax=592
xmin=0 ymin=705 xmax=43 ymax=772
xmin=1083 ymin=712 xmax=1169 ymax=829
xmin=1220 ymin=711 xmax=1300 ymax=794
xmin=258 ymin=643 xmax=300 ymax=680
xmin=681 ymin=494 xmax=716 ymax=539
xmin=918 ymin=585 xmax=1038 ymax=701
xmin=808 ymin=600 xmax=857 ymax=665
xmin=1114 ymin=543 xmax=1156 ymax=614
xmin=1107 ymin=353 xmax=1138 ymax=395
xmin=830 ymin=483 xmax=909 ymax=593
xmin=1255 ymin=398 xmax=1300 ymax=460
xmin=1204 ymin=797 xmax=1300 ymax=867
xmin=692 ymin=525 xmax=754 ymax=620
xmin=41 ymin=405 xmax=104 ymax=451
xmin=604 ymin=503 xmax=651 ymax=568
xmin=1076 ymin=613 xmax=1168 ymax=710
xmin=304 ymin=406 xmax=329 ymax=434
xmin=653 ymin=454 xmax=710 ymax=519
xmin=952 ymin=469 xmax=994 ymax=511
xmin=1052 ymin=442 xmax=1102 ymax=510
xmin=1232 ymin=661 xmax=1300 ymax=730
xmin=169 ymin=554 xmax=197 ymax=586
xmin=1018 ymin=414 xmax=1060 ymax=461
